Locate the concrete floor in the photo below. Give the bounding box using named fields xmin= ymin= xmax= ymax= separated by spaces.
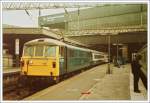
xmin=130 ymin=73 xmax=147 ymax=100
xmin=80 ymin=65 xmax=131 ymax=100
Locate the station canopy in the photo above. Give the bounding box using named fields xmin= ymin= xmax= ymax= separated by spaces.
xmin=3 ymin=3 xmax=147 ymax=34
xmin=3 ymin=3 xmax=147 ymax=49
xmin=38 ymin=4 xmax=147 ymax=36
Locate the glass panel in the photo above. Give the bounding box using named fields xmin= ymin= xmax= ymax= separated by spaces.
xmin=69 ymin=49 xmax=74 ymax=57
xmin=35 ymin=45 xmax=44 ymax=56
xmin=24 ymin=45 xmax=34 ymax=56
xmin=94 ymin=55 xmax=104 ymax=59
xmin=59 ymin=46 xmax=64 ymax=57
xmin=45 ymin=46 xmax=56 ymax=57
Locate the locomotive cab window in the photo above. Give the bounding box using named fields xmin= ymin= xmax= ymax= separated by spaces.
xmin=35 ymin=45 xmax=44 ymax=56
xmin=24 ymin=45 xmax=34 ymax=56
xmin=45 ymin=46 xmax=56 ymax=57
xmin=60 ymin=46 xmax=66 ymax=57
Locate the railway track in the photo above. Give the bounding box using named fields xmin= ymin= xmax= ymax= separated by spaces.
xmin=3 ymin=70 xmax=72 ymax=100
xmin=3 ymin=78 xmax=55 ymax=100
xmin=3 ymin=72 xmax=28 ymax=100
xmin=3 ymin=71 xmax=53 ymax=100
xmin=3 ymin=71 xmax=20 ymax=93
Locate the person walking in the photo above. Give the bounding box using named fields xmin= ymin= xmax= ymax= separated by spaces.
xmin=131 ymin=54 xmax=142 ymax=93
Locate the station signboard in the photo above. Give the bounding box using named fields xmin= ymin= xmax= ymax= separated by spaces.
xmin=15 ymin=39 xmax=19 ymax=55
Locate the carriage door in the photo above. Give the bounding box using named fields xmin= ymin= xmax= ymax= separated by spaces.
xmin=64 ymin=46 xmax=67 ymax=73
xmin=60 ymin=46 xmax=67 ymax=74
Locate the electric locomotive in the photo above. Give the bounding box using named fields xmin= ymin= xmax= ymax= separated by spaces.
xmin=20 ymin=38 xmax=92 ymax=83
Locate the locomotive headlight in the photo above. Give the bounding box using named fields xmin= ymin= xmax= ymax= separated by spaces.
xmin=29 ymin=60 xmax=33 ymax=64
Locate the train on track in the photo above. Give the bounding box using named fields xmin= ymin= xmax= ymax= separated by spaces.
xmin=138 ymin=45 xmax=147 ymax=77
xmin=19 ymin=38 xmax=108 ymax=83
xmin=132 ymin=44 xmax=147 ymax=89
xmin=138 ymin=44 xmax=147 ymax=89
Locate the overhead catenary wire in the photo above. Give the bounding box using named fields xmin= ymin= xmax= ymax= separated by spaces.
xmin=2 ymin=2 xmax=103 ymax=10
xmin=24 ymin=9 xmax=35 ymax=23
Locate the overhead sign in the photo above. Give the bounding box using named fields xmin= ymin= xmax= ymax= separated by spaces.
xmin=43 ymin=15 xmax=64 ymax=22
xmin=15 ymin=39 xmax=19 ymax=55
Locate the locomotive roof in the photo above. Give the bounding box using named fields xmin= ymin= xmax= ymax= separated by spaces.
xmin=25 ymin=38 xmax=65 ymax=46
xmin=25 ymin=38 xmax=95 ymax=52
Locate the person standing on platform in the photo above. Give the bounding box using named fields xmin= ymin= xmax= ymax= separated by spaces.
xmin=131 ymin=54 xmax=142 ymax=93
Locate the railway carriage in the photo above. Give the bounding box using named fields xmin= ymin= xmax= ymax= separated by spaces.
xmin=138 ymin=45 xmax=147 ymax=76
xmin=92 ymin=51 xmax=108 ymax=65
xmin=131 ymin=44 xmax=147 ymax=89
xmin=138 ymin=44 xmax=147 ymax=89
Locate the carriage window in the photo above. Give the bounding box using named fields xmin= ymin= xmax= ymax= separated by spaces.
xmin=24 ymin=45 xmax=34 ymax=56
xmin=79 ymin=51 xmax=84 ymax=57
xmin=45 ymin=46 xmax=56 ymax=57
xmin=35 ymin=45 xmax=44 ymax=56
xmin=94 ymin=55 xmax=103 ymax=59
xmin=71 ymin=50 xmax=75 ymax=57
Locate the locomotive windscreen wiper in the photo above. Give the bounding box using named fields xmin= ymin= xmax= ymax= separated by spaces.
xmin=29 ymin=52 xmax=33 ymax=58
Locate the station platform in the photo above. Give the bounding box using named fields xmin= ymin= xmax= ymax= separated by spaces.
xmin=24 ymin=64 xmax=147 ymax=101
xmin=3 ymin=67 xmax=20 ymax=74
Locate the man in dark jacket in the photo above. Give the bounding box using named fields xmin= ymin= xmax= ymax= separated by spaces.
xmin=131 ymin=54 xmax=142 ymax=93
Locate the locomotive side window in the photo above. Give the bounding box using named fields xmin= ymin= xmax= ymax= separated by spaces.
xmin=24 ymin=45 xmax=34 ymax=56
xmin=45 ymin=46 xmax=56 ymax=57
xmin=35 ymin=45 xmax=44 ymax=56
xmin=59 ymin=46 xmax=64 ymax=57
xmin=69 ymin=49 xmax=74 ymax=57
